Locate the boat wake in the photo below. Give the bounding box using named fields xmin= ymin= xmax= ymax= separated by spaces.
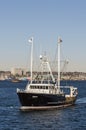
xmin=76 ymin=97 xmax=86 ymax=104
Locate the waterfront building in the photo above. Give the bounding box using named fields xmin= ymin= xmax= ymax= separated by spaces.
xmin=11 ymin=68 xmax=27 ymax=76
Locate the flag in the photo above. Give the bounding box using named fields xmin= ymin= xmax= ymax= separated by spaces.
xmin=28 ymin=37 xmax=33 ymax=43
xmin=58 ymin=37 xmax=62 ymax=43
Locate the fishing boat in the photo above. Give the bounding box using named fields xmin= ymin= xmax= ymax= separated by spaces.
xmin=17 ymin=37 xmax=78 ymax=111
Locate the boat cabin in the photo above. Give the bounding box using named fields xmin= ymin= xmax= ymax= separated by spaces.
xmin=26 ymin=83 xmax=58 ymax=94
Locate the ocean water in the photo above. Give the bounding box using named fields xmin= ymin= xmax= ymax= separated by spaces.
xmin=0 ymin=80 xmax=86 ymax=130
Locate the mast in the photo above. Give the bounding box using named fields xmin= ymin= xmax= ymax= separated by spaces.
xmin=28 ymin=37 xmax=33 ymax=83
xmin=58 ymin=37 xmax=62 ymax=90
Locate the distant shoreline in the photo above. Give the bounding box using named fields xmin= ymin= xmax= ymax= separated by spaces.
xmin=0 ymin=71 xmax=86 ymax=81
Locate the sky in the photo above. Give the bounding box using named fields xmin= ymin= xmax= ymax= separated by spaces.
xmin=0 ymin=0 xmax=86 ymax=72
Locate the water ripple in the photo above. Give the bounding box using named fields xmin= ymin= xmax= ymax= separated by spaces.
xmin=0 ymin=81 xmax=86 ymax=130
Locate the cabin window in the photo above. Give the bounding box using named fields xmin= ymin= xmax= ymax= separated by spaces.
xmin=46 ymin=86 xmax=48 ymax=89
xmin=32 ymin=86 xmax=34 ymax=89
xmin=43 ymin=86 xmax=46 ymax=89
xmin=30 ymin=85 xmax=49 ymax=89
xmin=40 ymin=86 xmax=42 ymax=89
xmin=38 ymin=86 xmax=40 ymax=89
xmin=30 ymin=86 xmax=32 ymax=89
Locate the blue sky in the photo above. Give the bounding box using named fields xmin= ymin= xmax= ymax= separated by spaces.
xmin=0 ymin=0 xmax=86 ymax=72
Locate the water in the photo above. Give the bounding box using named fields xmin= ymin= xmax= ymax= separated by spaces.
xmin=0 ymin=80 xmax=86 ymax=130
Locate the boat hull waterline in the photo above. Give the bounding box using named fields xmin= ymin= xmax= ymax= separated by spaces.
xmin=20 ymin=104 xmax=74 ymax=111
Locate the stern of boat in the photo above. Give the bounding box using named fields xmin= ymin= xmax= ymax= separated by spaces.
xmin=65 ymin=86 xmax=78 ymax=104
